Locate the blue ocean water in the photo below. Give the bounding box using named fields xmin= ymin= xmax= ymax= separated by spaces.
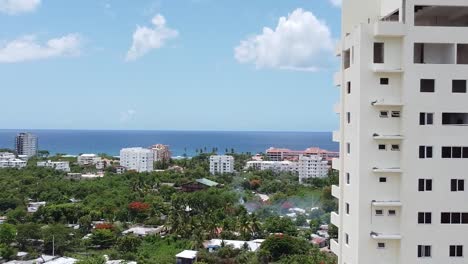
xmin=0 ymin=130 xmax=338 ymax=156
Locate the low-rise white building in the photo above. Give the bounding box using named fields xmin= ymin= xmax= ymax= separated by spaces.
xmin=298 ymin=155 xmax=329 ymax=183
xmin=120 ymin=147 xmax=154 ymax=173
xmin=27 ymin=201 xmax=46 ymax=213
xmin=245 ymin=160 xmax=299 ymax=173
xmin=209 ymin=155 xmax=234 ymax=175
xmin=0 ymin=159 xmax=27 ymax=169
xmin=77 ymin=154 xmax=102 ymax=166
xmin=37 ymin=160 xmax=70 ymax=172
xmin=0 ymin=152 xmax=16 ymax=160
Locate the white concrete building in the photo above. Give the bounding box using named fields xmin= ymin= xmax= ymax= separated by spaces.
xmin=297 ymin=155 xmax=329 ymax=183
xmin=245 ymin=160 xmax=299 ymax=173
xmin=209 ymin=155 xmax=234 ymax=174
xmin=37 ymin=160 xmax=70 ymax=172
xmin=15 ymin=133 xmax=38 ymax=158
xmin=120 ymin=147 xmax=154 ymax=173
xmin=331 ymin=1 xmax=468 ymax=263
xmin=0 ymin=152 xmax=16 ymax=160
xmin=0 ymin=159 xmax=27 ymax=169
xmin=77 ymin=154 xmax=102 ymax=166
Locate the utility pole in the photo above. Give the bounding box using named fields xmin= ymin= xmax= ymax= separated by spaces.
xmin=52 ymin=235 xmax=55 ymax=256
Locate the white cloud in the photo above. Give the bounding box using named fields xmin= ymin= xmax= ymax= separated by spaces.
xmin=120 ymin=109 xmax=136 ymax=122
xmin=125 ymin=14 xmax=178 ymax=61
xmin=234 ymin=8 xmax=334 ymax=72
xmin=0 ymin=0 xmax=40 ymax=15
xmin=0 ymin=34 xmax=81 ymax=63
xmin=329 ymin=0 xmax=341 ymax=7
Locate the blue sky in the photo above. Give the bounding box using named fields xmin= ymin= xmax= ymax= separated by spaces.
xmin=0 ymin=0 xmax=341 ymax=131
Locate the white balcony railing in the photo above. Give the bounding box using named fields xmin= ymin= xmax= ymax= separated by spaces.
xmin=371 ymin=200 xmax=402 ymax=207
xmin=374 ymin=21 xmax=406 ymax=37
xmin=373 ymin=134 xmax=404 ymax=140
xmin=372 ymin=64 xmax=404 ymax=73
xmin=332 ymin=158 xmax=340 ymax=170
xmin=371 ymin=99 xmax=404 ymax=107
xmin=370 ymin=232 xmax=402 ymax=240
xmin=372 ymin=167 xmax=403 ymax=174
xmin=335 ymin=40 xmax=341 ymax=57
xmin=332 ymin=131 xmax=340 ymax=143
xmin=333 ymin=72 xmax=341 ymax=87
xmin=331 ymin=211 xmax=340 ymax=227
xmin=330 ymin=239 xmax=340 ymax=255
xmin=332 ymin=185 xmax=340 ymax=199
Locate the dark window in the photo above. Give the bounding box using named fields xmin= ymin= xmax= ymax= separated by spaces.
xmin=464 ymin=147 xmax=468 ymax=158
xmin=374 ymin=43 xmax=384 ymax=63
xmin=420 ymin=113 xmax=425 ymax=125
xmin=453 ymin=80 xmax=467 ymax=93
xmin=453 ymin=213 xmax=461 ymax=224
xmin=453 ymin=147 xmax=462 ymax=158
xmin=427 ymin=147 xmax=433 ymax=158
xmin=427 ymin=113 xmax=434 ymax=124
xmin=380 ymin=78 xmax=389 ymax=85
xmin=441 ymin=212 xmax=451 ymax=224
xmin=378 ymin=144 xmax=386 ymax=150
xmin=450 ymin=245 xmax=463 ymax=257
xmin=451 ymin=179 xmax=465 ymax=192
xmin=462 ymin=213 xmax=468 ymax=223
xmin=346 ymin=173 xmax=350 ymax=184
xmin=388 ymin=210 xmax=396 ymax=216
xmin=375 ymin=209 xmax=383 ymax=215
xmin=418 ymin=245 xmax=431 ymax=258
xmin=347 ymin=112 xmax=351 ymax=123
xmin=346 ymin=203 xmax=350 ymax=214
xmin=442 ymin=113 xmax=468 ymax=125
xmin=418 ymin=212 xmax=431 ymax=224
xmin=347 ymin=82 xmax=351 ymax=94
xmin=426 ymin=179 xmax=432 ymax=191
xmin=442 ymin=147 xmax=452 ymax=158
xmin=420 ymin=146 xmax=433 ymax=158
xmin=420 ymin=112 xmax=434 ymax=125
xmin=418 ymin=179 xmax=432 ymax=191
xmin=379 ymin=177 xmax=387 ymax=183
xmin=420 ymin=79 xmax=435 ymax=93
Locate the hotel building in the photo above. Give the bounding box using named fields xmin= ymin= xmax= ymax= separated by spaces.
xmin=209 ymin=155 xmax=234 ymax=175
xmin=15 ymin=133 xmax=38 ymax=158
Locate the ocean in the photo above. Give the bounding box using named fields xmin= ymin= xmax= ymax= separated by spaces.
xmin=0 ymin=130 xmax=338 ymax=157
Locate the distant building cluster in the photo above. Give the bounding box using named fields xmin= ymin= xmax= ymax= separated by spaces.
xmin=266 ymin=147 xmax=339 ymax=162
xmin=245 ymin=147 xmax=336 ymax=182
xmin=209 ymin=155 xmax=234 ymax=174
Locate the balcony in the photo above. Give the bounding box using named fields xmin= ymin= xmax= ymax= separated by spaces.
xmin=333 ymin=103 xmax=341 ymax=114
xmin=371 ymin=99 xmax=403 ymax=107
xmin=372 ymin=167 xmax=402 ymax=174
xmin=330 ymin=239 xmax=340 ymax=255
xmin=374 ymin=21 xmax=406 ymax=37
xmin=370 ymin=232 xmax=402 ymax=240
xmin=372 ymin=64 xmax=403 ymax=73
xmin=331 ymin=211 xmax=340 ymax=227
xmin=332 ymin=185 xmax=340 ymax=199
xmin=371 ymin=200 xmax=402 ymax=207
xmin=333 ymin=72 xmax=341 ymax=87
xmin=332 ymin=158 xmax=340 ymax=170
xmin=373 ymin=134 xmax=404 ymax=140
xmin=332 ymin=131 xmax=340 ymax=143
xmin=335 ymin=41 xmax=341 ymax=57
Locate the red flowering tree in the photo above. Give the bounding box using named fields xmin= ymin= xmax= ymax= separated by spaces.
xmin=128 ymin=201 xmax=151 ymax=223
xmin=95 ymin=223 xmax=114 ymax=230
xmin=128 ymin=201 xmax=150 ymax=212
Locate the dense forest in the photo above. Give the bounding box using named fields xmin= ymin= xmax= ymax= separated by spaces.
xmin=0 ymin=153 xmax=337 ymax=264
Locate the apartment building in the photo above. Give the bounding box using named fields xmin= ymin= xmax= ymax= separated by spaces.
xmin=331 ymin=1 xmax=468 ymax=263
xmin=245 ymin=160 xmax=299 ymax=173
xmin=120 ymin=147 xmax=154 ymax=173
xmin=149 ymin=144 xmax=172 ymax=162
xmin=297 ymin=155 xmax=329 ymax=183
xmin=15 ymin=132 xmax=38 ymax=158
xmin=37 ymin=160 xmax=71 ymax=172
xmin=209 ymin=155 xmax=234 ymax=175
xmin=266 ymin=147 xmax=339 ymax=161
xmin=77 ymin=154 xmax=102 ymax=166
